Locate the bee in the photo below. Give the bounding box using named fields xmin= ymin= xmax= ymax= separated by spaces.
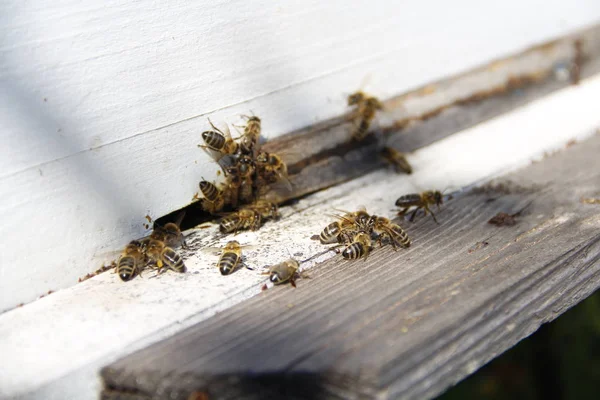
xmin=317 ymin=221 xmax=344 ymax=244
xmin=333 ymin=206 xmax=373 ymax=232
xmin=381 ymin=147 xmax=412 ymax=174
xmin=263 ymin=258 xmax=301 ymax=287
xmin=255 ymin=152 xmax=292 ymax=190
xmin=204 ymin=240 xmax=254 ymax=275
xmin=396 ymin=190 xmax=444 ymax=223
xmin=198 ymin=179 xmax=226 ymax=214
xmin=341 ymin=232 xmax=372 ymax=260
xmin=222 ymin=172 xmax=241 ymax=209
xmin=239 ymin=115 xmax=261 ymax=155
xmin=370 ymin=216 xmax=411 ymax=249
xmin=246 ymin=199 xmax=279 ymax=220
xmin=226 ymin=155 xmax=256 ymax=204
xmin=347 ymin=91 xmax=383 ymax=141
xmin=151 ymin=212 xmax=186 ymax=248
xmin=219 ymin=208 xmax=261 ymax=234
xmin=145 ymin=239 xmax=186 ymax=274
xmin=116 ymin=240 xmax=147 ymax=281
xmin=198 ymin=119 xmax=239 ymax=158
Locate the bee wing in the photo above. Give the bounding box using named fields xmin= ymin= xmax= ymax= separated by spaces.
xmin=207 ymin=118 xmax=233 ymax=140
xmin=201 ymin=246 xmax=223 ymax=256
xmin=239 ymin=244 xmax=259 ymax=251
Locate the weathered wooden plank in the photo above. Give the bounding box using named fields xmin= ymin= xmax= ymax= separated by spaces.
xmin=101 ymin=135 xmax=600 ymax=397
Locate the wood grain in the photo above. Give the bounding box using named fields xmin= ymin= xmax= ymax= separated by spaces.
xmin=101 ymin=134 xmax=600 ymax=398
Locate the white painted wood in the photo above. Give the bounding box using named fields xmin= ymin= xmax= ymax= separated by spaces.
xmin=1 ymin=74 xmax=599 ymax=400
xmin=2 ymin=0 xmax=600 ymax=311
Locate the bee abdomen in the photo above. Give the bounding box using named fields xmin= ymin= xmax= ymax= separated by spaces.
xmin=395 ymin=194 xmax=421 ymax=207
xmin=220 ymin=217 xmax=240 ymax=233
xmin=342 ymin=242 xmax=367 ymax=260
xmin=117 ymin=256 xmax=137 ymax=281
xmin=162 ymin=248 xmax=186 ymax=273
xmin=218 ymin=252 xmax=240 ymax=275
xmin=320 ymin=222 xmax=341 ymax=244
xmin=199 ymin=181 xmax=219 ymax=202
xmin=391 ymin=225 xmax=411 ymax=248
xmin=202 ymin=131 xmax=225 ymax=150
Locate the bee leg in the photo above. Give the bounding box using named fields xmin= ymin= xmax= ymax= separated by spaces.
xmin=289 ymin=276 xmax=297 ymax=288
xmin=425 ymin=205 xmax=439 ymax=224
xmin=409 ymin=208 xmax=419 ymax=222
xmin=243 ymin=262 xmax=255 ymax=271
xmin=397 ymin=207 xmax=409 ymax=217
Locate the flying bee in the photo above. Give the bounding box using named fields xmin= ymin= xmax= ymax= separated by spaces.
xmin=219 ymin=208 xmax=261 ymax=234
xmin=203 ymin=240 xmax=255 ymax=275
xmin=262 ymin=258 xmax=301 ymax=287
xmin=370 ymin=216 xmax=411 ymax=249
xmin=198 ymin=179 xmax=226 ymax=214
xmin=145 ymin=239 xmax=186 ymax=274
xmin=347 ymin=91 xmax=383 ymax=141
xmin=381 ymin=147 xmax=413 ymax=174
xmin=396 ymin=190 xmax=444 ymax=223
xmin=116 ymin=240 xmax=147 ymax=281
xmin=341 ymin=232 xmax=372 ymax=260
xmin=198 ymin=119 xmax=239 ymax=159
xmin=239 ymin=115 xmax=261 ymax=155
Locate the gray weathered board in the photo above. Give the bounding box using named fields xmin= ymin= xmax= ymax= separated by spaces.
xmin=102 ymin=131 xmax=600 ymax=398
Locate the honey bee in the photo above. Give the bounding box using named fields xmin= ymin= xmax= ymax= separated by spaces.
xmin=381 ymin=147 xmax=413 ymax=174
xmin=347 ymin=91 xmax=383 ymax=141
xmin=332 ymin=206 xmax=373 ymax=232
xmin=341 ymin=232 xmax=372 ymax=260
xmin=239 ymin=115 xmax=261 ymax=155
xmin=255 ymin=152 xmax=292 ymax=190
xmin=219 ymin=208 xmax=261 ymax=234
xmin=263 ymin=258 xmax=301 ymax=287
xmin=370 ymin=216 xmax=411 ymax=249
xmin=198 ymin=179 xmax=226 ymax=213
xmin=317 ymin=221 xmax=344 ymax=244
xmin=116 ymin=240 xmax=147 ymax=281
xmin=246 ymin=199 xmax=279 ymax=220
xmin=145 ymin=239 xmax=186 ymax=274
xmin=226 ymin=155 xmax=255 ymax=204
xmin=198 ymin=119 xmax=239 ymax=158
xmin=151 ymin=213 xmax=186 ymax=248
xmin=204 ymin=240 xmax=255 ymax=275
xmin=396 ymin=190 xmax=444 ymax=223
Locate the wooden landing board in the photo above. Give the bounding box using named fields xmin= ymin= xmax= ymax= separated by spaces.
xmin=102 ymin=134 xmax=600 ymax=399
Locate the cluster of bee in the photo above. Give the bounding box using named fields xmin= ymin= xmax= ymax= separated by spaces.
xmin=116 ymin=221 xmax=186 ymax=282
xmin=196 ymin=116 xmax=289 ymax=233
xmin=315 ymin=207 xmax=411 ymax=260
xmin=313 ymin=190 xmax=445 ymax=260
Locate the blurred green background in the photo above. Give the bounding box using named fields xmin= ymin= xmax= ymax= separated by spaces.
xmin=436 ymin=290 xmax=600 ymax=400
